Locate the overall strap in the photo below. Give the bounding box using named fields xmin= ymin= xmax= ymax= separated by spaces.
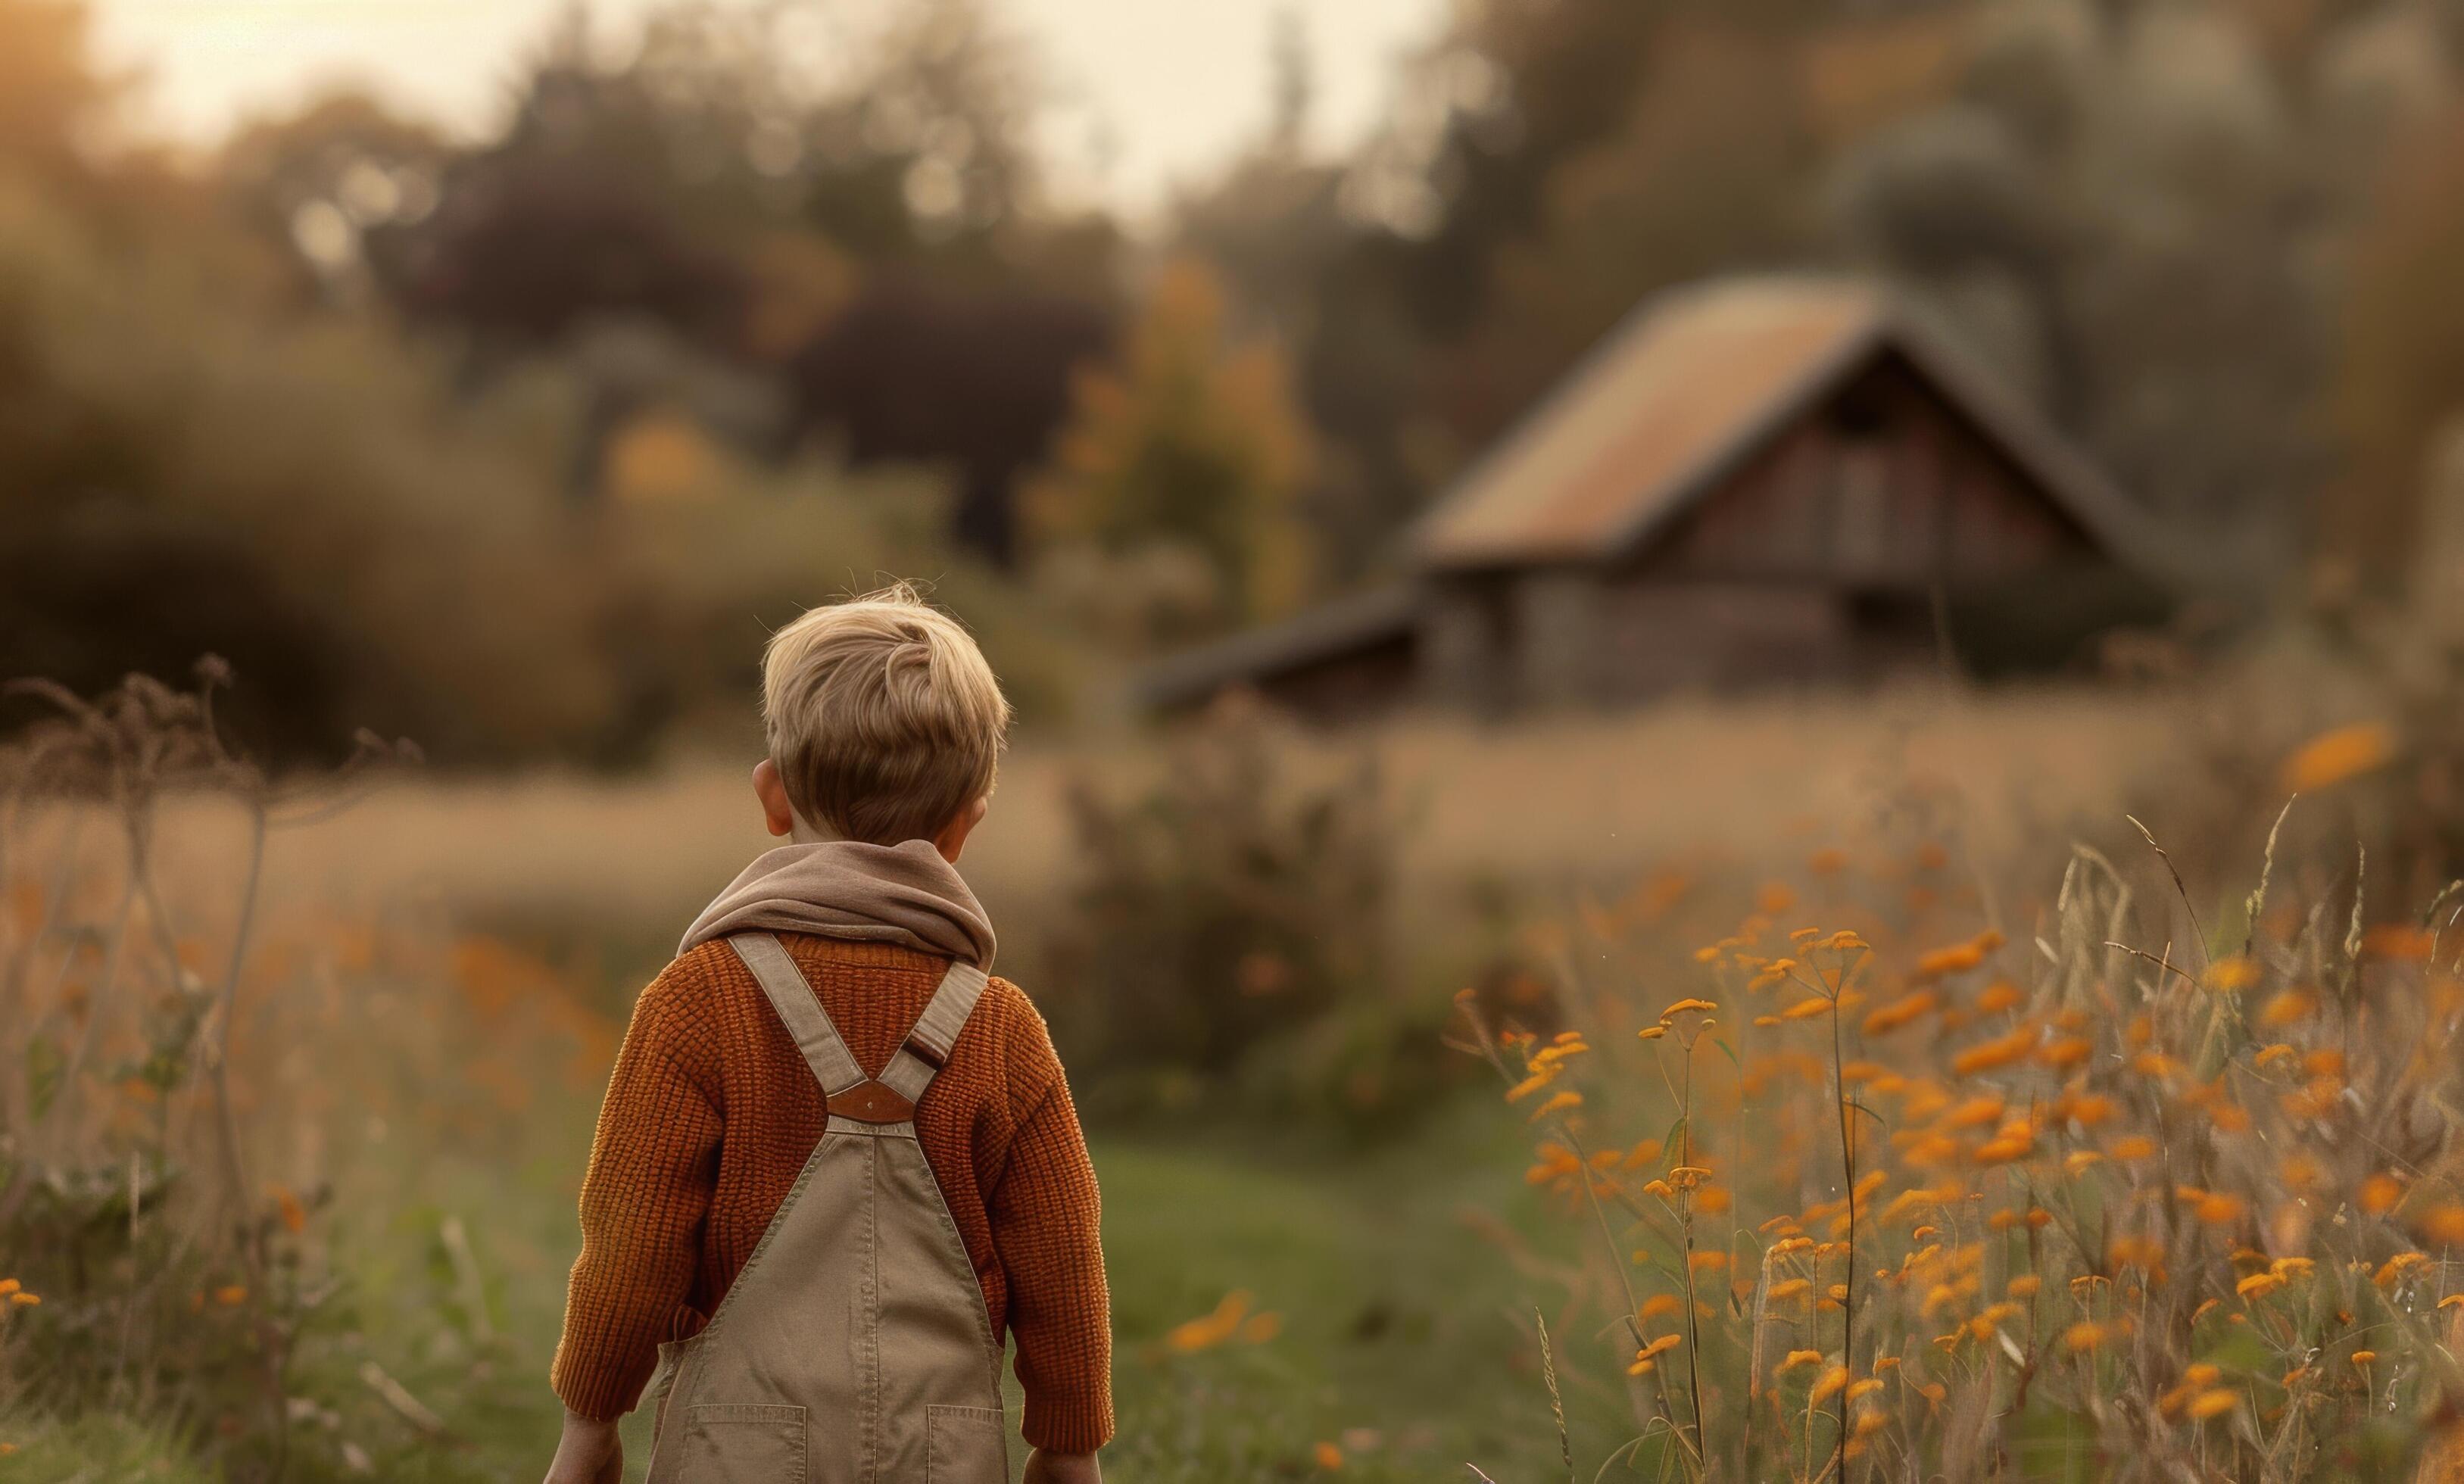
xmin=728 ymin=933 xmax=865 ymax=1096
xmin=878 ymin=961 xmax=988 ymax=1104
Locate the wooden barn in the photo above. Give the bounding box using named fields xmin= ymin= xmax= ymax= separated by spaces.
xmin=1140 ymin=275 xmax=2191 ymax=720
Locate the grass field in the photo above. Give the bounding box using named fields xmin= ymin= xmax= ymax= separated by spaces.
xmin=4 ymin=684 xmax=2198 ymax=1481
xmin=7 ymin=1104 xmax=1614 ymax=1482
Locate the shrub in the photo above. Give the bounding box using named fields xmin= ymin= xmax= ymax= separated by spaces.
xmin=1045 ymin=700 xmax=1399 ymax=1098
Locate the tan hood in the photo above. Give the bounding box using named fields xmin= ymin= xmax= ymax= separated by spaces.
xmin=678 ymin=838 xmax=996 ymax=968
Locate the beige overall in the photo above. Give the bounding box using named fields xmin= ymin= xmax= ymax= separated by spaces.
xmin=644 ymin=932 xmax=1011 ymax=1483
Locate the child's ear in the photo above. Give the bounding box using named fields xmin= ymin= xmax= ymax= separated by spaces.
xmin=933 ymin=795 xmax=990 ymax=865
xmin=753 ymin=759 xmax=797 ymax=838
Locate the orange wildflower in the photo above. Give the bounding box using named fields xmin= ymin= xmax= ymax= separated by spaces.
xmin=1952 ymin=1025 xmax=2036 ymax=1077
xmin=2280 ymin=722 xmax=2394 ymax=793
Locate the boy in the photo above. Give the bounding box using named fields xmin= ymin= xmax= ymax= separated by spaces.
xmin=543 ymin=586 xmax=1109 ymax=1484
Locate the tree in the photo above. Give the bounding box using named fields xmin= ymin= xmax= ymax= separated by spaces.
xmin=217 ymin=90 xmax=454 ymax=304
xmin=0 ymin=0 xmax=111 ymax=181
xmin=1832 ymin=0 xmax=2324 ymax=560
xmin=785 ymin=275 xmax=1113 ymax=560
xmin=1433 ymin=21 xmax=1819 ymax=445
xmin=1025 ymin=261 xmax=1312 ymax=641
xmin=2331 ymin=105 xmax=2464 ymax=569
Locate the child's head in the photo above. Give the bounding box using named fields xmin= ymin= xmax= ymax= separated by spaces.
xmin=755 ymin=584 xmax=1012 ymax=856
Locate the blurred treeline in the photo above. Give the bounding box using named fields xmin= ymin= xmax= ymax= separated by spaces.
xmin=8 ymin=0 xmax=2464 ymax=764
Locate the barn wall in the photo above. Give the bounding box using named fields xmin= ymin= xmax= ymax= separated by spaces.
xmin=1516 ymin=569 xmax=1607 ymax=707
xmin=1253 ymin=637 xmax=1421 ymax=722
xmin=1647 ymin=357 xmax=2090 ymax=591
xmin=1585 ymin=580 xmax=1860 ymax=700
xmin=1421 ymin=575 xmax=1517 ymax=713
xmin=1534 ymin=355 xmax=2122 ymax=704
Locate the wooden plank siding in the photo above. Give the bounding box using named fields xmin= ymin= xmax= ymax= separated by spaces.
xmin=1641 ymin=357 xmax=2088 ymax=591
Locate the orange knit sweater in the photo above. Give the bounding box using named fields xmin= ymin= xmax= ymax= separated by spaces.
xmin=551 ymin=934 xmax=1112 ymax=1454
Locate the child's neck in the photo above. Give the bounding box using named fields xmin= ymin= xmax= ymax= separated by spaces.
xmin=787 ymin=812 xmax=841 ymax=847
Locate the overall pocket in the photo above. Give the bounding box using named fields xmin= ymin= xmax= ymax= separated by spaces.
xmin=663 ymin=1402 xmax=807 ymax=1482
xmin=645 ymin=1334 xmax=703 ymax=1445
xmin=925 ymin=1404 xmax=1009 ymax=1484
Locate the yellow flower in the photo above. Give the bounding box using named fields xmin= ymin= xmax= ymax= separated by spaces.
xmin=2194 ymin=1192 xmax=2247 ymax=1226
xmin=1313 ymin=1439 xmax=1344 ymax=1470
xmin=2064 ymin=1322 xmax=2104 ymax=1352
xmin=2353 ymin=1350 xmax=2378 ymax=1367
xmin=2420 ymin=1204 xmax=2464 ymax=1245
xmin=1527 ymin=1090 xmax=1583 ymax=1121
xmin=1164 ymin=1291 xmax=1255 ymax=1353
xmin=2188 ymin=1389 xmax=2238 ymax=1420
xmin=2282 ymin=722 xmax=2394 ymax=793
xmin=1952 ymin=1026 xmax=2038 ymax=1077
xmin=1781 ymin=1349 xmax=1824 ymax=1371
xmin=2036 ymin=1035 xmax=2091 ymax=1071
xmin=1810 ymin=1366 xmax=1851 ymax=1404
xmin=2375 ymin=1252 xmax=2430 ymax=1289
xmin=1505 ymin=1071 xmax=1555 ymax=1102
xmin=1975 ymin=980 xmax=2023 ymax=1013
xmin=1862 ymin=990 xmax=1938 ymax=1036
xmin=2260 ymin=988 xmax=2318 ymax=1027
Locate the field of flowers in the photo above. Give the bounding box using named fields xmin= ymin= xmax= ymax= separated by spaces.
xmin=9 ymin=664 xmax=2458 ymax=1482
xmin=1465 ymin=723 xmax=2464 ymax=1482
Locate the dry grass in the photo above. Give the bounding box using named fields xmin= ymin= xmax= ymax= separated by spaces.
xmin=198 ymin=680 xmax=2180 ymax=985
xmin=1460 ymin=721 xmax=2464 ymax=1482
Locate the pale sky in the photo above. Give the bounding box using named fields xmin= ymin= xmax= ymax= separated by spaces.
xmin=87 ymin=0 xmax=1449 ymax=216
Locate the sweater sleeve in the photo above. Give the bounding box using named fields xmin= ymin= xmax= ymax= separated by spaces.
xmin=990 ymin=1059 xmax=1115 ymax=1453
xmin=550 ymin=960 xmax=723 ymax=1422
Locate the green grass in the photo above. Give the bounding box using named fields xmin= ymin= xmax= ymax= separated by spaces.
xmin=13 ymin=1099 xmax=1639 ymax=1482
xmin=1071 ymin=1112 xmax=1614 ymax=1482
xmin=0 ymin=1414 xmax=217 ymax=1482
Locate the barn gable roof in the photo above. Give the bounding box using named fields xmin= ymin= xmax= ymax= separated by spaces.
xmin=1133 ymin=584 xmax=1417 ymax=713
xmin=1411 ymin=276 xmax=2194 ymax=591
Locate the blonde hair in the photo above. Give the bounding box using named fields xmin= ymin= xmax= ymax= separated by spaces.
xmin=761 ymin=584 xmax=1012 ymax=846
